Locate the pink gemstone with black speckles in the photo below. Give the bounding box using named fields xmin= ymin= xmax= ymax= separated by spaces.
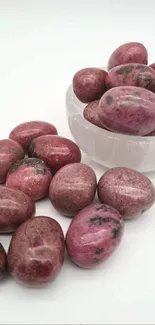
xmin=106 ymin=64 xmax=155 ymax=93
xmin=0 ymin=243 xmax=7 ymax=279
xmin=0 ymin=139 xmax=24 ymax=183
xmin=28 ymin=135 xmax=81 ymax=174
xmin=49 ymin=163 xmax=97 ymax=216
xmin=7 ymin=216 xmax=65 ymax=286
xmin=6 ymin=158 xmax=52 ymax=201
xmin=9 ymin=121 xmax=57 ymax=150
xmin=98 ymin=86 xmax=155 ymax=136
xmin=97 ymin=167 xmax=155 ymax=219
xmin=66 ymin=203 xmax=124 ymax=269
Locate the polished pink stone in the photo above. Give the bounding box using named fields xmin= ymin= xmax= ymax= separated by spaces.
xmin=0 ymin=185 xmax=35 ymax=233
xmin=7 ymin=216 xmax=65 ymax=286
xmin=73 ymin=68 xmax=107 ymax=103
xmin=49 ymin=163 xmax=97 ymax=216
xmin=98 ymin=86 xmax=155 ymax=136
xmin=66 ymin=203 xmax=124 ymax=268
xmin=9 ymin=121 xmax=57 ymax=150
xmin=108 ymin=42 xmax=148 ymax=71
xmin=6 ymin=158 xmax=52 ymax=201
xmin=0 ymin=139 xmax=24 ymax=183
xmin=28 ymin=135 xmax=81 ymax=174
xmin=97 ymin=167 xmax=155 ymax=219
xmin=106 ymin=64 xmax=155 ymax=93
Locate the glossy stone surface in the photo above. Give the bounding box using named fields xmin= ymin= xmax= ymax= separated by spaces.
xmin=108 ymin=42 xmax=148 ymax=71
xmin=98 ymin=86 xmax=155 ymax=135
xmin=49 ymin=163 xmax=97 ymax=216
xmin=73 ymin=68 xmax=107 ymax=103
xmin=0 ymin=243 xmax=7 ymax=279
xmin=0 ymin=185 xmax=35 ymax=232
xmin=66 ymin=203 xmax=124 ymax=268
xmin=97 ymin=167 xmax=155 ymax=219
xmin=83 ymin=100 xmax=105 ymax=128
xmin=7 ymin=216 xmax=65 ymax=286
xmin=0 ymin=139 xmax=24 ymax=183
xmin=106 ymin=64 xmax=155 ymax=93
xmin=9 ymin=121 xmax=58 ymax=150
xmin=28 ymin=135 xmax=81 ymax=174
xmin=6 ymin=158 xmax=52 ymax=201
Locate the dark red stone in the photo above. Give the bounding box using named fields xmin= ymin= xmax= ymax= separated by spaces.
xmin=73 ymin=68 xmax=107 ymax=103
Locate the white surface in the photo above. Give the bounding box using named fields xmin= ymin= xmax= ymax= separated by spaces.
xmin=1 ymin=1 xmax=155 ymax=324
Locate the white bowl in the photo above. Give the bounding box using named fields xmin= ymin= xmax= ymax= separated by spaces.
xmin=66 ymin=84 xmax=155 ymax=173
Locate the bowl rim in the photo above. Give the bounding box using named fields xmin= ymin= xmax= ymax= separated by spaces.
xmin=66 ymin=83 xmax=155 ymax=143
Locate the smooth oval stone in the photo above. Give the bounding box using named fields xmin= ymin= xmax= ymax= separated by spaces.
xmin=73 ymin=68 xmax=107 ymax=103
xmin=0 ymin=185 xmax=35 ymax=233
xmin=108 ymin=42 xmax=148 ymax=71
xmin=0 ymin=243 xmax=7 ymax=279
xmin=0 ymin=139 xmax=24 ymax=183
xmin=98 ymin=86 xmax=155 ymax=135
xmin=97 ymin=167 xmax=155 ymax=219
xmin=49 ymin=163 xmax=97 ymax=216
xmin=9 ymin=121 xmax=58 ymax=150
xmin=106 ymin=63 xmax=155 ymax=93
xmin=6 ymin=158 xmax=52 ymax=201
xmin=7 ymin=216 xmax=65 ymax=286
xmin=28 ymin=135 xmax=81 ymax=174
xmin=66 ymin=203 xmax=124 ymax=268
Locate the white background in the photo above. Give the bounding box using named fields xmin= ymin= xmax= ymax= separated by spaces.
xmin=0 ymin=0 xmax=155 ymax=324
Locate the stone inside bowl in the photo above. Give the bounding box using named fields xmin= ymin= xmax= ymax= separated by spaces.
xmin=66 ymin=76 xmax=155 ymax=173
